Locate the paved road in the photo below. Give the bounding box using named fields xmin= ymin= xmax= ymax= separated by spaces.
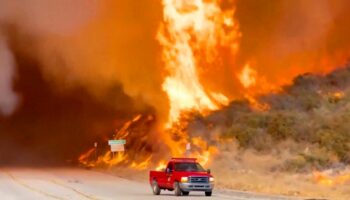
xmin=0 ymin=168 xmax=300 ymax=200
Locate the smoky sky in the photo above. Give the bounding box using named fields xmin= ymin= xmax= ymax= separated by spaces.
xmin=0 ymin=0 xmax=162 ymax=165
xmin=233 ymin=0 xmax=350 ymax=93
xmin=0 ymin=35 xmax=18 ymax=115
xmin=0 ymin=0 xmax=350 ymax=165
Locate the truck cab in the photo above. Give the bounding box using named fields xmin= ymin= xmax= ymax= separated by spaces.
xmin=149 ymin=158 xmax=214 ymax=196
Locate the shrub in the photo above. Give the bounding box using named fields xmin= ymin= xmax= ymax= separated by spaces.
xmin=313 ymin=129 xmax=350 ymax=163
xmin=282 ymin=149 xmax=332 ymax=172
xmin=266 ymin=112 xmax=296 ymax=141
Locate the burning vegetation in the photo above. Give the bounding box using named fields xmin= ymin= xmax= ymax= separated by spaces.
xmin=1 ymin=0 xmax=350 ymax=198
xmin=78 ymin=0 xmax=238 ymax=169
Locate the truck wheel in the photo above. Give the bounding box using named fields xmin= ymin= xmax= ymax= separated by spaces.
xmin=152 ymin=180 xmax=161 ymax=195
xmin=174 ymin=182 xmax=182 ymax=196
xmin=205 ymin=191 xmax=212 ymax=196
xmin=182 ymin=191 xmax=189 ymax=196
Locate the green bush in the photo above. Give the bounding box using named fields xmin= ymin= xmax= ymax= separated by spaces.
xmin=313 ymin=129 xmax=350 ymax=163
xmin=282 ymin=153 xmax=330 ymax=172
xmin=266 ymin=113 xmax=296 ymax=141
xmin=188 ymin=66 xmax=350 ymax=168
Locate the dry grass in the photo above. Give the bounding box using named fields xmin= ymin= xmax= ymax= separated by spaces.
xmin=209 ymin=141 xmax=350 ymax=200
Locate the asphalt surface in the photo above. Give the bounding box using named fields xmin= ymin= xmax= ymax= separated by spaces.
xmin=0 ymin=168 xmax=301 ymax=200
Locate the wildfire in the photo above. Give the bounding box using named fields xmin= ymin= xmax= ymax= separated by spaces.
xmin=130 ymin=156 xmax=152 ymax=170
xmin=245 ymin=95 xmax=270 ymax=111
xmin=238 ymin=64 xmax=257 ymax=89
xmin=157 ymin=0 xmax=240 ymax=126
xmin=331 ymin=91 xmax=345 ymax=100
xmin=190 ymin=137 xmax=218 ymax=166
xmin=154 ymin=137 xmax=217 ymax=170
xmin=78 ymin=148 xmax=96 ymax=168
xmin=80 ymin=0 xmax=240 ymax=170
xmin=78 ymin=114 xmax=154 ymax=170
xmin=313 ymin=171 xmax=350 ymax=186
xmin=155 ymin=160 xmax=167 ymax=171
xmin=236 ymin=63 xmax=279 ymax=111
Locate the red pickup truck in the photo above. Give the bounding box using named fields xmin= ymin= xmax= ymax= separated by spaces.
xmin=149 ymin=158 xmax=214 ymax=196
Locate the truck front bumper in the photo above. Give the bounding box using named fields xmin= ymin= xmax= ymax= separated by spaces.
xmin=179 ymin=182 xmax=214 ymax=192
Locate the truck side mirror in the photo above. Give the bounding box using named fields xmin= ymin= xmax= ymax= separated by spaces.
xmin=207 ymin=169 xmax=211 ymax=174
xmin=166 ymin=168 xmax=170 ymax=173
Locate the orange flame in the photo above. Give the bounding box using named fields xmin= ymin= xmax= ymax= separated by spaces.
xmin=313 ymin=171 xmax=350 ymax=186
xmin=238 ymin=64 xmax=257 ymax=89
xmin=78 ymin=148 xmax=96 ymax=168
xmin=78 ymin=114 xmax=153 ymax=170
xmin=130 ymin=156 xmax=152 ymax=170
xmin=157 ymin=0 xmax=239 ymax=126
xmin=155 ymin=160 xmax=167 ymax=171
xmin=80 ymin=0 xmax=238 ymax=169
xmin=237 ymin=63 xmax=276 ymax=111
xmin=332 ymin=91 xmax=345 ymax=99
xmin=190 ymin=137 xmax=218 ymax=166
xmin=245 ymin=95 xmax=270 ymax=111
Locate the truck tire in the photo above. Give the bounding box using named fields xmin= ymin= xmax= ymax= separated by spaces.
xmin=174 ymin=182 xmax=182 ymax=196
xmin=205 ymin=191 xmax=212 ymax=196
xmin=152 ymin=180 xmax=161 ymax=195
xmin=182 ymin=191 xmax=189 ymax=196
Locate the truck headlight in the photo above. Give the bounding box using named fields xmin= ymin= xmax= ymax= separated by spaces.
xmin=181 ymin=177 xmax=188 ymax=183
xmin=209 ymin=177 xmax=215 ymax=182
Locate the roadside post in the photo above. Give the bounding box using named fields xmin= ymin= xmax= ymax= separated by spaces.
xmin=108 ymin=139 xmax=126 ymax=159
xmin=94 ymin=142 xmax=98 ymax=161
xmin=185 ymin=142 xmax=191 ymax=157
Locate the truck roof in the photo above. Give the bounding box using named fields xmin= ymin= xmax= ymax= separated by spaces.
xmin=171 ymin=158 xmax=197 ymax=163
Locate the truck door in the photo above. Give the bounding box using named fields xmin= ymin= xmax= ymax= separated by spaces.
xmin=165 ymin=162 xmax=175 ymax=189
xmin=157 ymin=169 xmax=168 ymax=188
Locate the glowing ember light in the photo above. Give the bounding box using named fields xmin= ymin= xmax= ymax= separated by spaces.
xmin=238 ymin=64 xmax=257 ymax=88
xmin=155 ymin=160 xmax=167 ymax=171
xmin=210 ymin=92 xmax=229 ymax=106
xmin=332 ymin=91 xmax=344 ymax=99
xmin=79 ymin=0 xmax=239 ymax=169
xmin=236 ymin=64 xmax=272 ymax=111
xmin=245 ymin=95 xmax=270 ymax=111
xmin=190 ymin=137 xmax=218 ymax=166
xmin=313 ymin=171 xmax=350 ymax=186
xmin=157 ymin=0 xmax=239 ymax=126
xmin=106 ymin=152 xmax=126 ymax=166
xmin=78 ymin=148 xmax=96 ymax=167
xmin=78 ymin=114 xmax=153 ymax=169
xmin=130 ymin=156 xmax=152 ymax=170
xmin=113 ymin=114 xmax=143 ymax=139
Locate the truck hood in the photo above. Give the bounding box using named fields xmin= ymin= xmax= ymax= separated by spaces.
xmin=175 ymin=171 xmax=212 ymax=177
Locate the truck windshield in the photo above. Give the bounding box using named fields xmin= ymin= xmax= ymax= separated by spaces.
xmin=174 ymin=163 xmax=206 ymax=172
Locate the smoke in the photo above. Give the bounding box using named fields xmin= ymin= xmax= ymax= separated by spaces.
xmin=0 ymin=0 xmax=166 ymax=117
xmin=0 ymin=35 xmax=18 ymax=115
xmin=0 ymin=0 xmax=350 ymax=165
xmin=0 ymin=0 xmax=165 ymax=165
xmin=0 ymin=0 xmax=98 ymax=35
xmin=219 ymin=0 xmax=350 ymax=96
xmin=1 ymin=0 xmax=349 ymax=118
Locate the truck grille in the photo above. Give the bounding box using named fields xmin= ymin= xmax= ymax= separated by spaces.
xmin=189 ymin=176 xmax=208 ymax=183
